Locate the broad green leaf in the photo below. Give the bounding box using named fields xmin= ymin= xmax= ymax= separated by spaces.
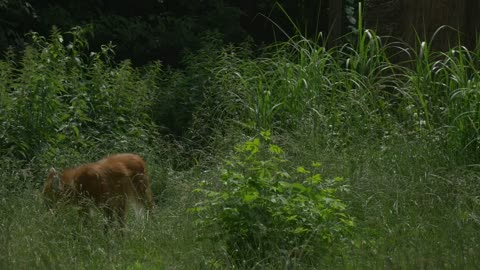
xmin=243 ymin=190 xmax=259 ymax=203
xmin=57 ymin=134 xmax=66 ymax=142
xmin=278 ymin=181 xmax=291 ymax=188
xmin=260 ymin=130 xmax=271 ymax=141
xmin=311 ymin=161 xmax=322 ymax=167
xmin=287 ymin=215 xmax=298 ymax=221
xmin=276 ymin=171 xmax=291 ymax=178
xmin=294 ymin=227 xmax=309 ymax=234
xmin=291 ymin=182 xmax=306 ymax=191
xmin=269 ymin=144 xmax=283 ymax=154
xmin=297 ymin=166 xmax=310 ymax=174
xmin=309 ymin=174 xmax=322 ymax=184
xmin=72 ymin=126 xmax=80 ymax=137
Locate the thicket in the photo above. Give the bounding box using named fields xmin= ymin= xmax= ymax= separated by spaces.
xmin=192 ymin=131 xmax=354 ymax=267
xmin=1 ymin=23 xmax=480 ymax=268
xmin=0 ymin=27 xmax=159 ymax=162
xmin=0 ymin=0 xmax=357 ymax=65
xmin=186 ymin=28 xmax=480 ymax=163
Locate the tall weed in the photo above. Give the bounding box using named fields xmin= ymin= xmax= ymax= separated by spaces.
xmin=0 ymin=27 xmax=159 ymax=161
xmin=191 ymin=131 xmax=354 ymax=268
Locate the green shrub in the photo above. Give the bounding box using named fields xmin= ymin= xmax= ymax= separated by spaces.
xmin=0 ymin=27 xmax=159 ymax=160
xmin=191 ymin=131 xmax=354 ymax=267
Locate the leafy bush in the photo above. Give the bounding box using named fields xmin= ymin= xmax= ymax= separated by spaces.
xmin=0 ymin=27 xmax=159 ymax=160
xmin=191 ymin=131 xmax=354 ymax=267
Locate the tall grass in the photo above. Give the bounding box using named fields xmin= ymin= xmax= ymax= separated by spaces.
xmin=0 ymin=186 xmax=205 ymax=270
xmin=188 ymin=21 xmax=480 ymax=268
xmin=406 ymin=41 xmax=480 ymax=162
xmin=2 ymin=23 xmax=480 ymax=269
xmin=193 ymin=19 xmax=480 ymax=162
xmin=0 ymin=27 xmax=159 ymax=162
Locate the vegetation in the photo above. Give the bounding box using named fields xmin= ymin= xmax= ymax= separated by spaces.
xmin=0 ymin=0 xmax=343 ymax=66
xmin=191 ymin=131 xmax=353 ymax=268
xmin=2 ymin=19 xmax=480 ymax=270
xmin=0 ymin=27 xmax=159 ymax=162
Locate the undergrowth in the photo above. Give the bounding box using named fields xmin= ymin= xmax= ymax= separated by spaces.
xmin=191 ymin=131 xmax=354 ymax=268
xmin=1 ymin=24 xmax=480 ymax=269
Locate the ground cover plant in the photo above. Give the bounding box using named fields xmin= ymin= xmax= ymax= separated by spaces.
xmin=191 ymin=131 xmax=354 ymax=268
xmin=1 ymin=24 xmax=480 ymax=269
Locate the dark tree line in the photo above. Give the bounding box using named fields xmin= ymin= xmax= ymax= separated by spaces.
xmin=1 ymin=0 xmax=352 ymax=65
xmin=4 ymin=0 xmax=476 ymax=67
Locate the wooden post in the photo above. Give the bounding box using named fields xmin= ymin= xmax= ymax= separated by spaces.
xmin=328 ymin=0 xmax=343 ymax=46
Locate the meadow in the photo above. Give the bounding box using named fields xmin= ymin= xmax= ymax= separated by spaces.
xmin=1 ymin=25 xmax=480 ymax=269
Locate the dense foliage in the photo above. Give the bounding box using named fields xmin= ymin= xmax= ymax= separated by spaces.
xmin=0 ymin=0 xmax=347 ymax=65
xmin=0 ymin=27 xmax=158 ymax=162
xmin=1 ymin=16 xmax=480 ymax=269
xmin=192 ymin=131 xmax=353 ymax=267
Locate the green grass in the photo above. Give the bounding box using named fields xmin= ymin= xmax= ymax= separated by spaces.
xmin=2 ymin=26 xmax=480 ymax=269
xmin=2 ymin=135 xmax=479 ymax=269
xmin=297 ymin=135 xmax=480 ymax=269
xmin=0 ymin=164 xmax=208 ymax=270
